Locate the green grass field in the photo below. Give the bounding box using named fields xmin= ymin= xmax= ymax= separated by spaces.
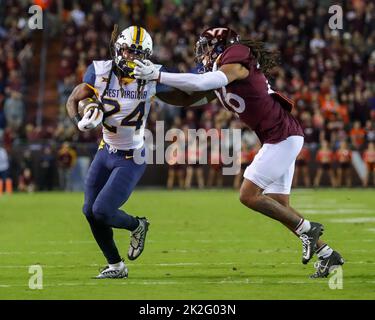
xmin=0 ymin=189 xmax=374 ymax=299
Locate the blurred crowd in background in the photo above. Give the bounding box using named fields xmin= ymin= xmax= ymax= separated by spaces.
xmin=0 ymin=0 xmax=375 ymax=192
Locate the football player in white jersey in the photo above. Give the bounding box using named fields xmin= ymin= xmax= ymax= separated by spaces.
xmin=66 ymin=25 xmax=214 ymax=279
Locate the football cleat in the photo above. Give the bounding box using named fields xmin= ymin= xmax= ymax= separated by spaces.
xmin=310 ymin=251 xmax=345 ymax=278
xmin=94 ymin=261 xmax=128 ymax=279
xmin=128 ymin=217 xmax=150 ymax=261
xmin=299 ymin=222 xmax=324 ymax=264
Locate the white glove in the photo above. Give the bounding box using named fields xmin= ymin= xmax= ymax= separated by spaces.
xmin=77 ymin=108 xmax=103 ymax=132
xmin=134 ymin=59 xmax=160 ymax=81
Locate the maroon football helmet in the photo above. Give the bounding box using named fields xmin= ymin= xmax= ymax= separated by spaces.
xmin=195 ymin=27 xmax=240 ymax=72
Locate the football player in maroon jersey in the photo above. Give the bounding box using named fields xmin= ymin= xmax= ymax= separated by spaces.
xmin=134 ymin=27 xmax=344 ymax=278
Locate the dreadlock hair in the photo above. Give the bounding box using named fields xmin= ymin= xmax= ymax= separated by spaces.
xmin=240 ymin=39 xmax=280 ymax=77
xmin=109 ymin=24 xmax=119 ymax=60
xmin=104 ymin=24 xmax=129 ymax=100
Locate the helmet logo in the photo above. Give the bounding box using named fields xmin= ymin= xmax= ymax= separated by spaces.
xmin=205 ymin=27 xmax=228 ymax=37
xmin=195 ymin=27 xmax=238 ymax=72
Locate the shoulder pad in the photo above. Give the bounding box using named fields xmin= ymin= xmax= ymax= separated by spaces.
xmin=92 ymin=60 xmax=113 ymax=76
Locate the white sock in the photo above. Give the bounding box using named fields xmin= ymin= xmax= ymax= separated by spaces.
xmin=317 ymin=245 xmax=333 ymax=259
xmin=295 ymin=219 xmax=311 ymax=235
xmin=109 ymin=261 xmax=124 ymax=270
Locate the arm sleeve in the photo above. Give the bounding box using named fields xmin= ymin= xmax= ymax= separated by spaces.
xmin=159 ymin=70 xmax=228 ymax=92
xmin=82 ymin=63 xmax=96 ymax=86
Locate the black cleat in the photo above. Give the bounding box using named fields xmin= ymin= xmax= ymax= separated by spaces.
xmin=128 ymin=217 xmax=150 ymax=261
xmin=299 ymin=222 xmax=324 ymax=264
xmin=310 ymin=251 xmax=345 ymax=278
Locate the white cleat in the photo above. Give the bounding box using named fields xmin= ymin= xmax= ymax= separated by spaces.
xmin=94 ymin=261 xmax=128 ymax=279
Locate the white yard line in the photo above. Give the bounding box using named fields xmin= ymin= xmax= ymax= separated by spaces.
xmin=24 ymin=238 xmax=375 ymax=245
xmin=1 ymin=261 xmax=375 ymax=269
xmin=0 ymin=251 xmax=79 ymax=255
xmin=293 ymin=204 xmax=368 ymax=209
xmin=329 ymin=218 xmax=375 ymax=223
xmin=2 ymin=246 xmax=375 ymax=257
xmin=1 ymin=279 xmax=375 ymax=288
xmin=300 ymin=209 xmax=375 ymax=215
xmin=33 ymin=240 xmax=94 ymax=245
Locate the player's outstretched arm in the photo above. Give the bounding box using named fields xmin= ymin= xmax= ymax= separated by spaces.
xmin=219 ymin=63 xmax=249 ymax=83
xmin=66 ymin=83 xmax=96 ymax=125
xmin=156 ymin=89 xmax=216 ymax=107
xmin=134 ymin=60 xmax=249 ymax=92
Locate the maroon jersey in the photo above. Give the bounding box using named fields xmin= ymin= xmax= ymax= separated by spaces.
xmin=214 ymin=44 xmax=304 ymax=144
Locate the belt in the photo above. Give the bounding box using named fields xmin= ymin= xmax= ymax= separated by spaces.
xmin=98 ymin=140 xmax=135 ymax=158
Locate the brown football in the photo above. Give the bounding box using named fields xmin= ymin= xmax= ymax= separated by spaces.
xmin=78 ymin=97 xmax=103 ymax=118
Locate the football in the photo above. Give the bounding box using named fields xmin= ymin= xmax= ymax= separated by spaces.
xmin=78 ymin=97 xmax=103 ymax=118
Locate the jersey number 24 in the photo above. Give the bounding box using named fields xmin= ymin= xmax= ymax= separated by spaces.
xmin=102 ymin=98 xmax=145 ymax=133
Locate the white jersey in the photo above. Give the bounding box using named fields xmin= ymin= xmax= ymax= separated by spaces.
xmin=85 ymin=60 xmax=161 ymax=150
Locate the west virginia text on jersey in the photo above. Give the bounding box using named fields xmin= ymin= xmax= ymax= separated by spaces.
xmin=83 ymin=60 xmax=161 ymax=150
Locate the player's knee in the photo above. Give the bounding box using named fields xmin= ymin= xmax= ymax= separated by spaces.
xmin=239 ymin=191 xmax=246 ymax=205
xmin=239 ymin=190 xmax=257 ymax=209
xmin=82 ymin=203 xmax=93 ymax=218
xmin=239 ymin=178 xmax=264 ymax=209
xmin=92 ymin=200 xmax=113 ymax=222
